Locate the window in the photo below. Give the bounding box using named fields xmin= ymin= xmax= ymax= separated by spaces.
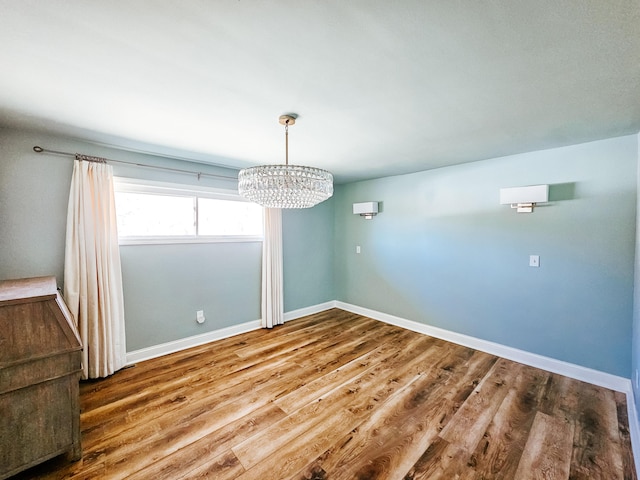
xmin=114 ymin=179 xmax=263 ymax=244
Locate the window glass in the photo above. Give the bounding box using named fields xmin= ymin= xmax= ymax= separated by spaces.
xmin=115 ymin=192 xmax=195 ymax=237
xmin=114 ymin=180 xmax=263 ymax=244
xmin=198 ymin=197 xmax=263 ymax=236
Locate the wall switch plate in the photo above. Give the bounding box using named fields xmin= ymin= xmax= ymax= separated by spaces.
xmin=356 ymin=245 xmax=361 ymax=254
xmin=196 ymin=310 xmax=205 ymax=324
xmin=529 ymin=255 xmax=540 ymax=267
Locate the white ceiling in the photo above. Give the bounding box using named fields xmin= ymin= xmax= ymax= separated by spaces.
xmin=0 ymin=1 xmax=638 ymax=183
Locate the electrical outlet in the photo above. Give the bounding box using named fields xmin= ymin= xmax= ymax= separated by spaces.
xmin=529 ymin=255 xmax=540 ymax=267
xmin=196 ymin=310 xmax=205 ymax=324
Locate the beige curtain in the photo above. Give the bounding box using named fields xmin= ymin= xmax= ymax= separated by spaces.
xmin=64 ymin=157 xmax=126 ymax=379
xmin=261 ymin=207 xmax=284 ymax=328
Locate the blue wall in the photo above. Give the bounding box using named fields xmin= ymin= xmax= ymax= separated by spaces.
xmin=335 ymin=135 xmax=637 ymax=377
xmin=283 ymin=199 xmax=335 ymax=312
xmin=0 ymin=128 xmax=333 ymax=351
xmin=1 ymin=127 xmax=638 ymax=380
xmin=120 ymin=242 xmax=261 ymax=349
xmin=0 ymin=130 xmax=72 ymax=281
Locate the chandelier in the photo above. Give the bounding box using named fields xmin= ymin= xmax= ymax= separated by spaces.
xmin=238 ymin=115 xmax=333 ymax=208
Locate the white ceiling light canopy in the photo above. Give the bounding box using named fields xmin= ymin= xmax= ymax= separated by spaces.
xmin=238 ymin=114 xmax=334 ymax=209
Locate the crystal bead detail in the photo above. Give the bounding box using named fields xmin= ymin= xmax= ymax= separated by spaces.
xmin=238 ymin=164 xmax=334 ymax=209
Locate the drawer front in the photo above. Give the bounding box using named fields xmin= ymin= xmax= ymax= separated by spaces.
xmin=0 ymin=376 xmax=79 ymax=478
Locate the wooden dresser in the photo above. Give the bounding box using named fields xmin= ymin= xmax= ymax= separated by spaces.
xmin=0 ymin=276 xmax=83 ymax=479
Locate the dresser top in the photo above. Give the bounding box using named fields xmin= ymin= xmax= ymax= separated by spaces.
xmin=0 ymin=276 xmax=58 ymax=305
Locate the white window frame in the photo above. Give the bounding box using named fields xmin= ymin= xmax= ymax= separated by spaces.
xmin=114 ymin=177 xmax=263 ymax=245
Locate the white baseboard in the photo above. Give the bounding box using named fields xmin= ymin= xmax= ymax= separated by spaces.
xmin=126 ymin=319 xmax=262 ymax=365
xmin=126 ymin=299 xmax=632 ymax=392
xmin=124 ymin=299 xmax=639 ymax=476
xmin=284 ymin=301 xmax=336 ymax=322
xmin=335 ymin=301 xmax=630 ymax=393
xmin=336 ymin=301 xmax=640 ymax=476
xmin=125 ymin=301 xmax=336 ymax=365
xmin=627 ymin=387 xmax=640 ymax=476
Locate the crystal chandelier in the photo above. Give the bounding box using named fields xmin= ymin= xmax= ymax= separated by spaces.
xmin=238 ymin=115 xmax=333 ymax=208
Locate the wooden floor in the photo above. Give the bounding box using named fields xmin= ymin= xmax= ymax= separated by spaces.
xmin=14 ymin=309 xmax=637 ymax=479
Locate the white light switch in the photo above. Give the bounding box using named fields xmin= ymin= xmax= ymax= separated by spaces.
xmin=529 ymin=255 xmax=540 ymax=267
xmin=356 ymin=245 xmax=361 ymax=254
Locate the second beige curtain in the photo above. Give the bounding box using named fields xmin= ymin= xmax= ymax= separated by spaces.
xmin=261 ymin=207 xmax=283 ymax=328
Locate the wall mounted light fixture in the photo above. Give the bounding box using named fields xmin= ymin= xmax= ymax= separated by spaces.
xmin=353 ymin=202 xmax=379 ymax=219
xmin=499 ymin=185 xmax=549 ymax=213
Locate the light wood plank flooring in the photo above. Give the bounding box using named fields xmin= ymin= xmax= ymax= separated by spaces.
xmin=13 ymin=309 xmax=637 ymax=479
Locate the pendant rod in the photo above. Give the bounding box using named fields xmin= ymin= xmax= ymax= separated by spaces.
xmin=279 ymin=114 xmax=296 ymax=167
xmin=285 ymin=121 xmax=289 ymax=166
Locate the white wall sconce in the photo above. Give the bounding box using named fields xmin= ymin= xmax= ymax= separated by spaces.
xmin=353 ymin=201 xmax=379 ymax=219
xmin=499 ymin=185 xmax=549 ymax=213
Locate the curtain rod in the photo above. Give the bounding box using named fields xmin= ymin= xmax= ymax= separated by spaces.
xmin=32 ymin=146 xmax=238 ymax=181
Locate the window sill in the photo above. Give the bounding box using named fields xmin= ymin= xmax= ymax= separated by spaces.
xmin=119 ymin=236 xmax=263 ymax=246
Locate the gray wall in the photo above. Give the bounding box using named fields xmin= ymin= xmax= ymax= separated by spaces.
xmin=334 ymin=135 xmax=637 ymax=377
xmin=0 ymin=127 xmax=332 ymax=351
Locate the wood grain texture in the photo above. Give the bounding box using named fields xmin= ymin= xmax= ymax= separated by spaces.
xmin=0 ymin=276 xmax=82 ymax=480
xmin=10 ymin=309 xmax=637 ymax=480
xmin=0 ymin=276 xmax=57 ymax=304
xmin=514 ymin=411 xmax=574 ymax=480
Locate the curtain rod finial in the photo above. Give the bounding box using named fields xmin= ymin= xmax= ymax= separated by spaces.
xmin=33 ymin=146 xmax=43 ymax=153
